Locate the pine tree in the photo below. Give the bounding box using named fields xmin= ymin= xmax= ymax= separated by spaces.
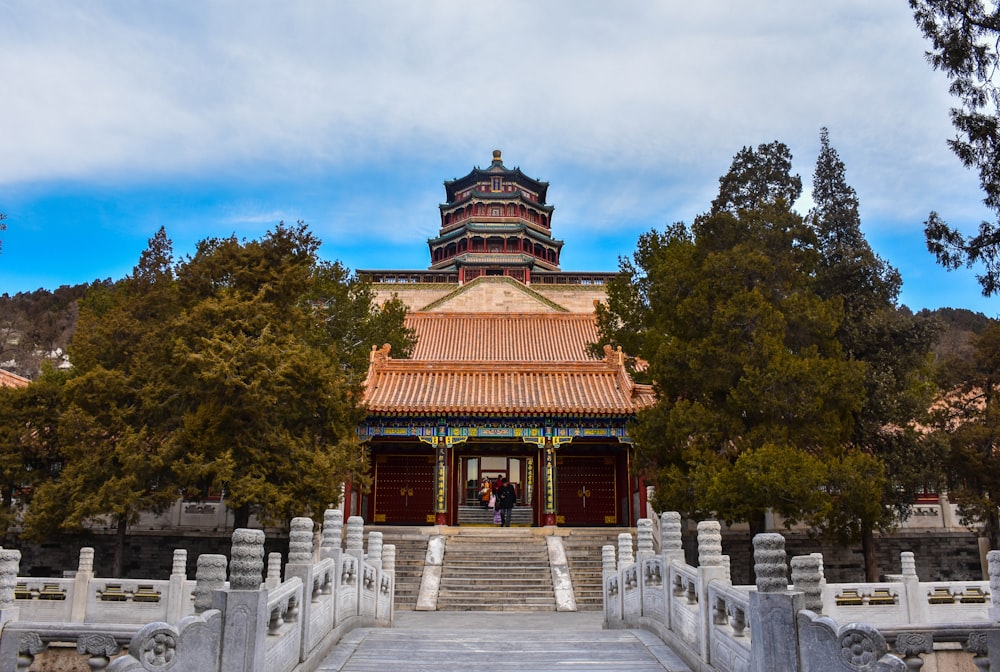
xmin=807 ymin=129 xmax=941 ymax=580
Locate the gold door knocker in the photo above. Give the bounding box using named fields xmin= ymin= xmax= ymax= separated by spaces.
xmin=400 ymin=487 xmax=414 ymax=505
xmin=578 ymin=486 xmax=591 ymax=508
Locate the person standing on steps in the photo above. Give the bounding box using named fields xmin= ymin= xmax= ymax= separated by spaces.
xmin=496 ymin=477 xmax=516 ymax=527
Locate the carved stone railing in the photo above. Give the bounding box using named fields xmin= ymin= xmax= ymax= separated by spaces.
xmin=0 ymin=509 xmax=394 ymax=672
xmin=604 ymin=514 xmax=1000 ymax=672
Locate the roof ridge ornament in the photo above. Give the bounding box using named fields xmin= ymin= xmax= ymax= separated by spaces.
xmin=370 ymin=343 xmax=392 ymax=365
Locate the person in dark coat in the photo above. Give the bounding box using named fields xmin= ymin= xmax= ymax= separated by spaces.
xmin=496 ymin=477 xmax=517 ymax=527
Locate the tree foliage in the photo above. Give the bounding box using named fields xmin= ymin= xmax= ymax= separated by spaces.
xmin=807 ymin=129 xmax=941 ymax=576
xmin=0 ymin=365 xmax=68 ymax=539
xmin=599 ymin=135 xmax=941 ymax=579
xmin=598 ymin=141 xmax=865 ymax=535
xmin=21 ymin=222 xmax=414 ymax=571
xmin=910 ymin=0 xmax=1000 ymax=294
xmin=930 ymin=320 xmax=1000 ymax=549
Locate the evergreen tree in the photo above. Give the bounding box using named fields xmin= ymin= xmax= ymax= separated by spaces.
xmin=599 ymin=142 xmax=866 ymax=542
xmin=0 ymin=366 xmax=68 ymax=540
xmin=24 ymin=223 xmax=414 ymax=571
xmin=807 ymin=128 xmax=941 ymax=579
xmin=931 ymin=320 xmax=1000 ymax=549
xmin=909 ymin=0 xmax=1000 ymax=294
xmin=24 ymin=228 xmax=181 ymax=576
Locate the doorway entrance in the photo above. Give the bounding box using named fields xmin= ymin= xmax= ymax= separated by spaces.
xmin=458 ymin=453 xmax=534 ymax=524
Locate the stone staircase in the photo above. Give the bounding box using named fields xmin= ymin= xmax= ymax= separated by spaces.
xmin=436 ymin=528 xmax=556 ymax=611
xmin=456 ymin=504 xmax=534 ymax=526
xmin=562 ymin=528 xmax=634 ymax=611
xmin=366 ymin=528 xmax=429 ymax=610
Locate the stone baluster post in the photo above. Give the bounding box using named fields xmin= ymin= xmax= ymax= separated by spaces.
xmin=897 ymin=551 xmax=926 ymax=623
xmin=602 ymin=544 xmax=617 ymax=580
xmin=661 ymin=511 xmax=685 ymax=565
xmin=167 ymin=549 xmax=188 ymax=623
xmin=346 ymin=516 xmax=365 ymax=563
xmin=617 ymin=532 xmax=634 ymax=571
xmin=695 ymin=520 xmax=728 ymax=664
xmin=892 ymin=632 xmax=933 ymax=670
xmin=988 ymin=550 xmax=1000 ymax=622
xmin=0 ymin=548 xmax=20 ymax=626
xmin=966 ymin=631 xmax=991 ymax=672
xmin=986 ymin=551 xmax=1000 ymax=670
xmin=70 ymin=547 xmax=95 ymax=622
xmin=265 ymin=552 xmax=283 ymax=590
xmin=383 ymin=543 xmax=396 ymax=573
xmin=367 ymin=531 xmax=384 ymax=570
xmin=636 ymin=519 xmax=655 ymax=564
xmin=218 ymin=528 xmax=268 ymax=672
xmin=748 ymin=533 xmax=802 ymax=672
xmin=791 ymin=554 xmax=823 ymax=613
xmin=321 ymin=508 xmax=344 ymax=563
xmin=193 ymin=554 xmax=227 ymax=614
xmin=76 ymin=634 xmax=119 ymax=671
xmin=285 ymin=516 xmax=316 ymax=663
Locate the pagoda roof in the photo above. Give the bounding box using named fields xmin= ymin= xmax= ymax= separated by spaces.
xmin=444 ymin=151 xmax=550 ymax=203
xmin=428 ymin=252 xmax=560 ymax=271
xmin=441 ymin=190 xmax=555 ymax=213
xmin=363 ymin=339 xmax=655 ymax=417
xmin=429 ymin=222 xmax=563 ymax=246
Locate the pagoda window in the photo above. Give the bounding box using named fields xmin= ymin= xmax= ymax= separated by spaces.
xmin=458 ymin=239 xmax=468 ymax=253
xmin=548 ymin=249 xmax=557 ymax=263
xmin=541 ymin=215 xmax=548 ymax=228
xmin=492 ymin=177 xmax=501 ymax=191
xmin=433 ymin=248 xmax=442 ymax=262
xmin=506 ymin=236 xmax=519 ymax=251
xmin=522 ymin=238 xmax=531 ymax=252
xmin=445 ymin=243 xmax=457 ymax=258
xmin=471 ymin=237 xmax=485 ymax=252
xmin=490 ymin=205 xmax=501 ymax=217
xmin=534 ymin=243 xmax=545 ymax=258
xmin=476 ymin=203 xmax=485 ymax=216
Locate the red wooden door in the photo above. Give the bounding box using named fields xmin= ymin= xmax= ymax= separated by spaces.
xmin=556 ymin=455 xmax=618 ymax=525
xmin=372 ymin=454 xmax=435 ymax=524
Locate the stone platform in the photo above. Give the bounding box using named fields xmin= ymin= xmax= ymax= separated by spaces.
xmin=317 ymin=611 xmax=692 ymax=671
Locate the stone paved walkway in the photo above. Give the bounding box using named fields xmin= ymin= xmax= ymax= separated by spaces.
xmin=317 ymin=611 xmax=692 ymax=671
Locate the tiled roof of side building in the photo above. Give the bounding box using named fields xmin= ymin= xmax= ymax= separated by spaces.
xmin=0 ymin=369 xmax=30 ymax=388
xmin=405 ymin=312 xmax=600 ymax=361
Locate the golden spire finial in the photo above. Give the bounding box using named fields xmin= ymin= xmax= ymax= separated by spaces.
xmin=493 ymin=149 xmax=502 ymax=161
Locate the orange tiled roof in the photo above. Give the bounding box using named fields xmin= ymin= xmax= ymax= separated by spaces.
xmin=0 ymin=369 xmax=30 ymax=388
xmin=405 ymin=312 xmax=599 ymax=361
xmin=363 ymin=340 xmax=655 ymax=416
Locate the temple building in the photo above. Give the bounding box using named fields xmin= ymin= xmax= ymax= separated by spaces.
xmin=354 ymin=151 xmax=655 ymax=527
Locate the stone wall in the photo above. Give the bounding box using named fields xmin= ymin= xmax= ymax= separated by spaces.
xmin=684 ymin=530 xmax=984 ymax=585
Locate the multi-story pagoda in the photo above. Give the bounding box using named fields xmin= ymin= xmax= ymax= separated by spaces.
xmin=354 ymin=152 xmax=654 ymax=527
xmin=429 ymin=150 xmax=562 ymax=284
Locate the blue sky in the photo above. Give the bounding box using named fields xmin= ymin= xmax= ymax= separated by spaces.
xmin=0 ymin=2 xmax=996 ymax=315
